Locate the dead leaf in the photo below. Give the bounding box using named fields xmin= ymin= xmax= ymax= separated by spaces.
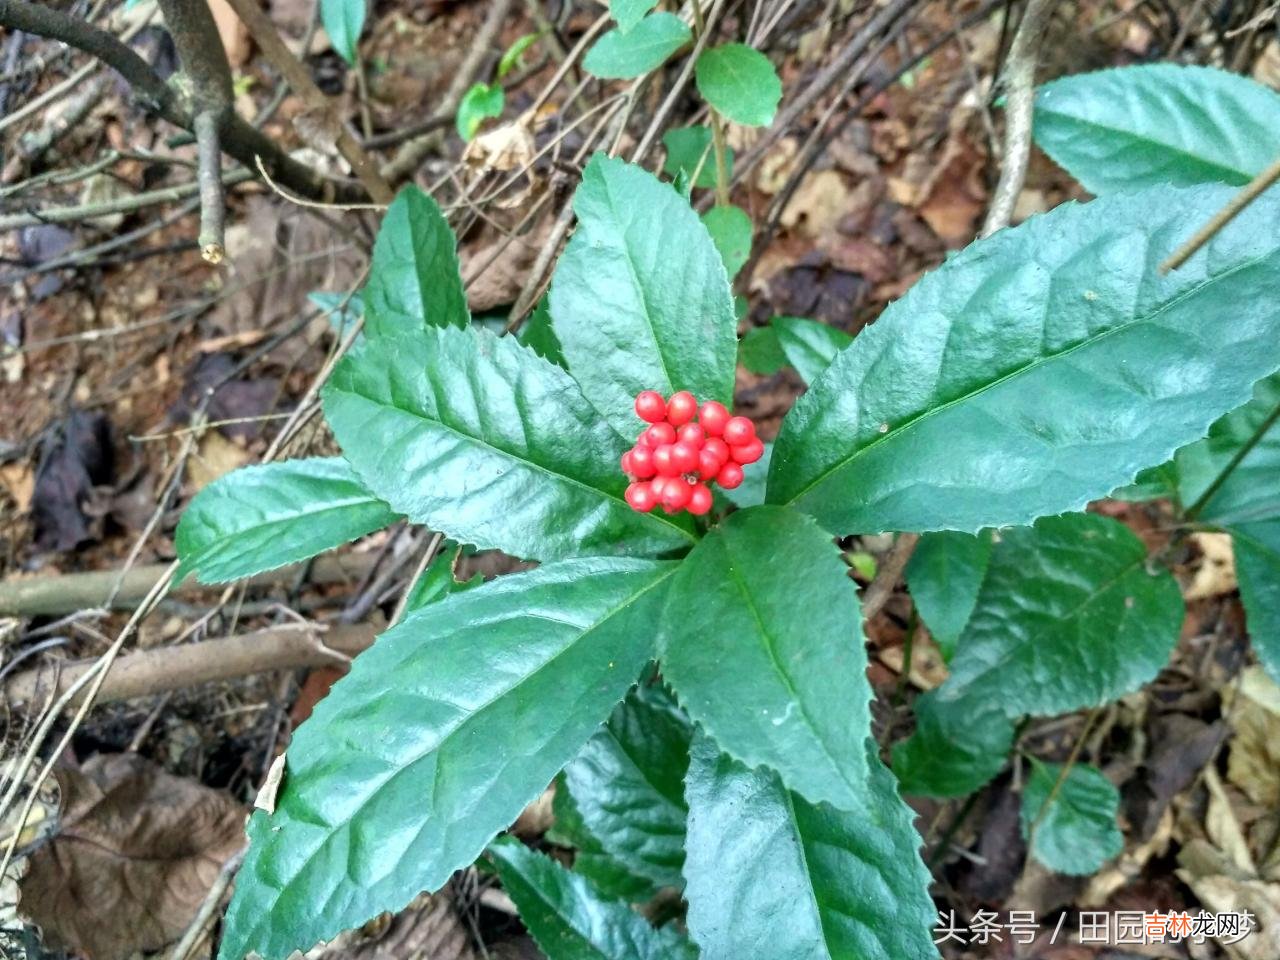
xmin=877 ymin=630 xmax=948 ymax=690
xmin=461 ymin=219 xmax=552 ymax=313
xmin=17 ymin=754 xmax=244 ymax=960
xmin=1254 ymin=39 xmax=1280 ymax=91
xmin=255 ymin=755 xmax=286 ymax=815
xmin=187 ymin=431 xmax=250 ymax=491
xmin=780 ymin=170 xmax=851 ymax=239
xmin=32 ymin=411 xmax=115 ymax=552
xmin=1185 ymin=532 xmax=1238 ymax=601
xmin=1205 ymin=766 xmax=1257 ymax=875
xmin=208 ymin=0 xmax=251 ymax=67
xmin=0 ymin=462 xmax=34 ymax=513
xmin=1225 ymin=667 xmax=1280 ymax=807
xmin=307 ymin=890 xmax=478 ymax=960
xmin=464 ymin=120 xmax=536 ymax=174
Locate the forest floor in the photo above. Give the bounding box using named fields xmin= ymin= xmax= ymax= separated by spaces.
xmin=1 ymin=0 xmax=1278 ymax=958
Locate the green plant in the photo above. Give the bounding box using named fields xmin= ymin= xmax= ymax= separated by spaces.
xmin=179 ymin=64 xmax=1280 ymax=960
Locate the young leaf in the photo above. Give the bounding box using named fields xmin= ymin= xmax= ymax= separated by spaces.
xmin=610 ymin=0 xmax=658 ymax=34
xmin=660 ymin=505 xmax=871 ymax=810
xmin=767 ymin=184 xmax=1280 ymax=535
xmin=549 ymin=776 xmax=660 ymax=902
xmin=488 ymin=837 xmax=697 ymax=960
xmin=520 ymin=296 xmax=566 ymax=367
xmin=1233 ymin=521 xmax=1280 ymax=685
xmin=938 ymin=514 xmax=1183 ymax=718
xmin=701 ymin=205 xmax=752 ymax=280
xmin=891 ymin=691 xmax=1014 ymax=798
xmin=771 ymin=316 xmax=853 ymax=386
xmin=562 ymin=685 xmax=691 ymax=889
xmin=218 ymin=558 xmax=676 ymax=960
xmin=683 ymin=735 xmax=939 ymax=960
xmin=175 ymin=457 xmax=398 ymax=584
xmin=456 ymin=82 xmax=504 ymax=141
xmin=363 ymin=186 xmax=469 ymax=338
xmin=498 ymin=31 xmax=541 ymax=79
xmin=582 ymin=13 xmax=691 ymax=80
xmin=904 ymin=530 xmax=993 ymax=661
xmin=1175 ymin=372 xmax=1280 ymax=527
xmin=737 ymin=326 xmax=786 ymax=375
xmin=320 ymin=0 xmax=365 ymax=65
xmin=1034 ymin=65 xmax=1280 ymax=194
xmin=695 ymin=44 xmax=782 ymax=127
xmin=662 ymin=126 xmax=733 ymax=188
xmin=322 ymin=325 xmax=695 ymax=562
xmin=1021 ymin=760 xmax=1123 ymax=875
xmin=400 ymin=543 xmax=481 ymax=613
xmin=549 ymin=154 xmax=736 ymax=438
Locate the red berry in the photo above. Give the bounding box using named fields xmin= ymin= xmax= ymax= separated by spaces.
xmin=717 ymin=462 xmax=744 ymax=489
xmin=699 ymin=401 xmax=730 ymax=436
xmin=703 ymin=437 xmax=729 ymax=466
xmin=730 ymin=438 xmax=765 ymax=465
xmin=620 ymin=451 xmax=634 ymax=474
xmin=697 ymin=448 xmax=722 ymax=480
xmin=649 ymin=475 xmax=669 ymax=499
xmin=662 ymin=477 xmax=692 ymax=510
xmin=625 ymin=481 xmax=657 ymax=512
xmin=652 ymin=444 xmax=679 ymax=477
xmin=635 ymin=390 xmax=667 ymax=423
xmin=666 ymin=391 xmax=698 ymax=426
xmin=671 ymin=440 xmax=699 ymax=473
xmin=644 ymin=422 xmax=676 ymax=447
xmin=677 ymin=423 xmax=705 ymax=445
xmin=687 ymin=483 xmax=713 ymax=515
xmin=723 ymin=416 xmax=756 ymax=445
xmin=629 ymin=445 xmax=656 ymax=479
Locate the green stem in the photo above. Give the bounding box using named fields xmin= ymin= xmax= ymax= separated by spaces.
xmin=1184 ymin=394 xmax=1280 ymax=521
xmin=893 ymin=609 xmax=917 ymax=707
xmin=710 ymin=109 xmax=730 ymax=207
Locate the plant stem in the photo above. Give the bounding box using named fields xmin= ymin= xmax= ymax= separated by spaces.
xmin=981 ymin=0 xmax=1055 ymax=237
xmin=1184 ymin=394 xmax=1280 ymax=521
xmin=193 ymin=110 xmax=226 ymax=262
xmin=1026 ymin=707 xmax=1098 ymax=847
xmin=893 ymin=609 xmax=918 ymax=706
xmin=1161 ymin=152 xmax=1280 ymax=272
xmin=710 ymin=109 xmax=731 ymax=207
xmin=927 ymin=792 xmax=980 ymax=868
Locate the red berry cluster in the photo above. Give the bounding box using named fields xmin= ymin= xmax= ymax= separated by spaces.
xmin=621 ymin=390 xmax=763 ymax=515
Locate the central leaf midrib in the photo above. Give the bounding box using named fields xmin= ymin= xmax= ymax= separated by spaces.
xmin=722 ymin=543 xmax=858 ymax=795
xmin=247 ymin=565 xmax=677 ymax=943
xmin=785 ymin=248 xmax=1278 ymax=508
xmin=332 ymin=381 xmax=694 ymax=544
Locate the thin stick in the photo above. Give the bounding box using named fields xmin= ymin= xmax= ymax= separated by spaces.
xmin=1160 ymin=153 xmax=1280 ymax=273
xmin=193 ymin=111 xmax=226 ymax=262
xmin=168 ymin=847 xmax=246 ymax=960
xmin=861 ymin=533 xmax=920 ymax=621
xmin=981 ymin=0 xmax=1056 ymax=237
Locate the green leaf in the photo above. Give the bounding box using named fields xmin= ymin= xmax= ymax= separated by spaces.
xmin=549 ymin=776 xmax=659 ymax=902
xmin=610 ymin=0 xmax=658 ymax=33
xmin=1234 ymin=521 xmax=1280 ymax=685
xmin=771 ymin=316 xmax=853 ymax=386
xmin=738 ymin=326 xmax=786 ymax=375
xmin=498 ymin=31 xmax=541 ymax=79
xmin=701 ymin=205 xmax=752 ymax=280
xmin=1176 ymin=372 xmax=1280 ymax=526
xmin=683 ymin=734 xmax=939 ymax=960
xmin=891 ymin=691 xmax=1014 ymax=798
xmin=488 ymin=837 xmax=697 ymax=960
xmin=1034 ymin=65 xmax=1280 ymax=193
xmin=549 ymin=154 xmax=736 ymax=438
xmin=320 ymin=0 xmax=365 ymax=64
xmin=660 ymin=505 xmax=871 ymax=809
xmin=662 ymin=126 xmax=733 ymax=189
xmin=583 ymin=13 xmax=690 ymax=80
xmin=563 ymin=685 xmax=690 ymax=889
xmin=904 ymin=530 xmax=992 ymax=661
xmin=766 ymin=184 xmax=1280 ymax=535
xmin=363 ymin=186 xmax=469 ymax=338
xmin=1021 ymin=760 xmax=1123 ymax=875
xmin=456 ymin=82 xmax=504 ymax=141
xmin=938 ymin=514 xmax=1183 ymax=718
xmin=695 ymin=43 xmax=782 ymax=127
xmin=520 ymin=296 xmax=566 ymax=367
xmin=1111 ymin=461 xmax=1177 ymax=502
xmin=218 ymin=558 xmax=676 ymax=960
xmin=401 ymin=543 xmax=482 ymax=613
xmin=175 ymin=457 xmax=398 ymax=585
xmin=322 ymin=325 xmax=695 ymax=562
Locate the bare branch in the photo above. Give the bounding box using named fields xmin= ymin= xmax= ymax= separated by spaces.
xmin=194 ymin=109 xmax=226 ymax=261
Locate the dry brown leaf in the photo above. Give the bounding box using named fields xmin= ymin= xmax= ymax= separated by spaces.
xmin=1225 ymin=667 xmax=1280 ymax=807
xmin=877 ymin=630 xmax=948 ymax=690
xmin=779 ymin=170 xmax=851 ymax=239
xmin=1252 ymin=39 xmax=1280 ymax=91
xmin=307 ymin=890 xmax=478 ymax=960
xmin=463 ymin=120 xmax=536 ymax=175
xmin=209 ymin=0 xmax=251 ymax=67
xmin=0 ymin=462 xmax=33 ymax=512
xmin=1205 ymin=766 xmax=1257 ymax=875
xmin=17 ymin=754 xmax=244 ymax=960
xmin=187 ymin=431 xmax=250 ymax=491
xmin=1185 ymin=532 xmax=1238 ymax=601
xmin=254 ymin=754 xmax=287 ymax=815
